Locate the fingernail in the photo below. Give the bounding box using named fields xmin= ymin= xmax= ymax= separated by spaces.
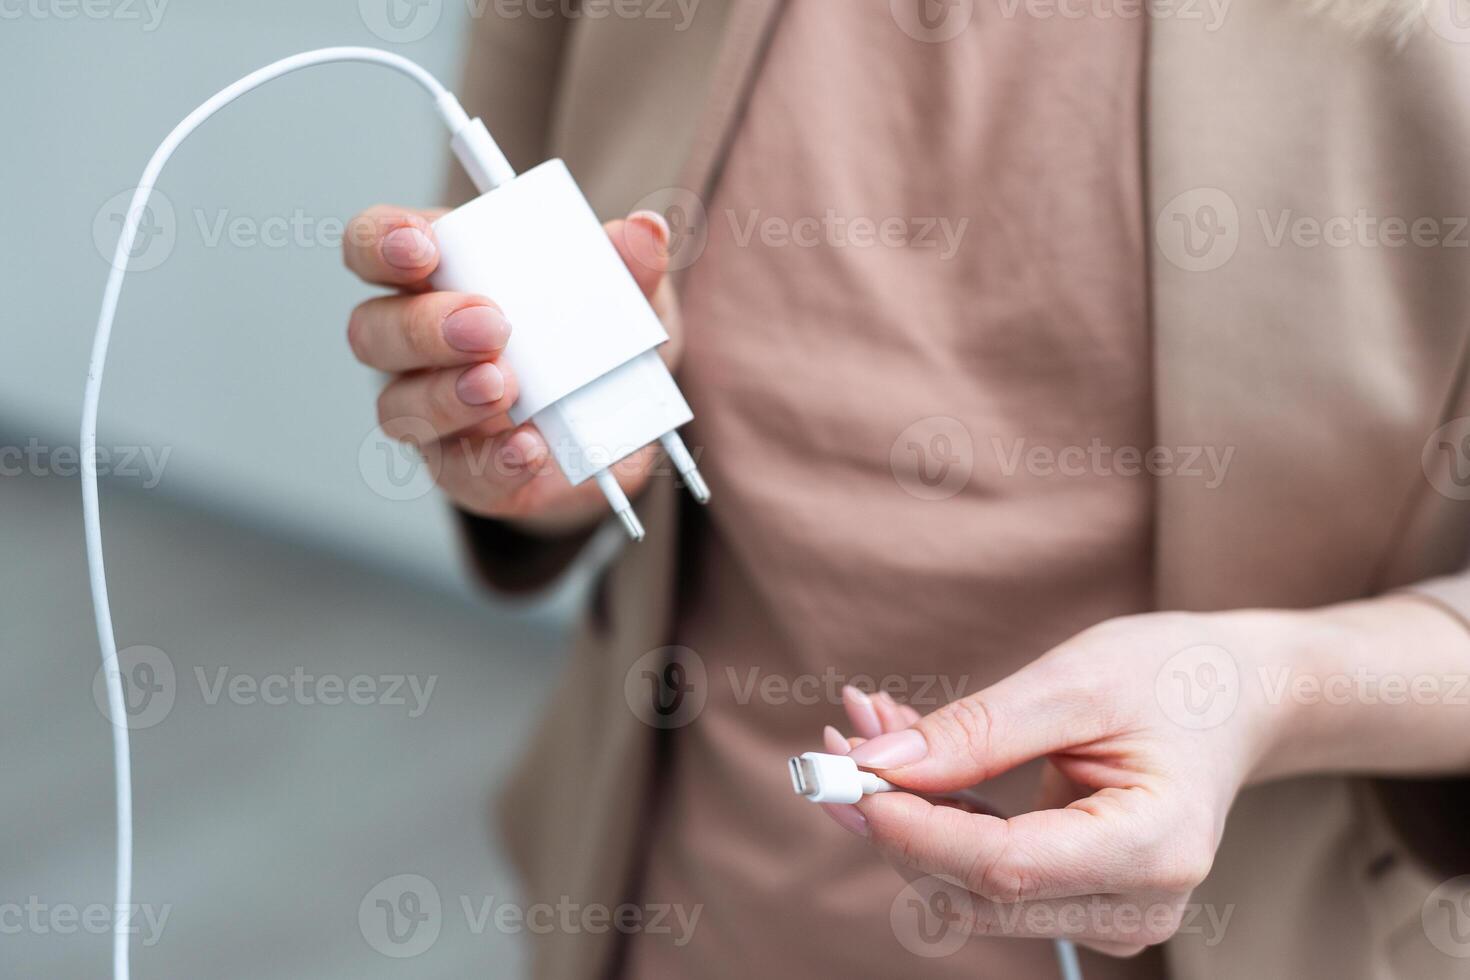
xmin=443 ymin=306 xmax=511 ymax=353
xmin=382 ymin=226 xmax=435 ymax=270
xmin=822 ymin=725 xmax=849 ymax=755
xmin=820 ymin=803 xmax=869 ymax=838
xmin=456 ymin=363 xmax=505 ymax=405
xmin=842 ymin=685 xmax=883 ymax=739
xmin=847 ymin=729 xmax=927 ymax=770
xmin=628 ymin=209 xmax=670 ymax=248
xmin=502 ymin=431 xmax=543 ymax=474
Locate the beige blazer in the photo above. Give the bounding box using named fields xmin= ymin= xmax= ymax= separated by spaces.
xmin=447 ymin=2 xmax=1470 ymax=977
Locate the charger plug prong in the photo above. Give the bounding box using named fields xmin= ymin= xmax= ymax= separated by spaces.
xmin=593 ymin=469 xmax=645 ymax=541
xmin=659 ymin=431 xmax=710 ymax=505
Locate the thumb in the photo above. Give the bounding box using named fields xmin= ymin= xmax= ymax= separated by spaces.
xmin=606 ymin=210 xmax=670 ymax=300
xmin=847 ymin=667 xmax=1112 ymax=794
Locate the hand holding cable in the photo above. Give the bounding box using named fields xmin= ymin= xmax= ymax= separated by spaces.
xmin=797 ymin=601 xmax=1470 ymax=961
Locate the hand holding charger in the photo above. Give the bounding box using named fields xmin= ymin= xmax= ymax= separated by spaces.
xmin=428 ymin=159 xmax=709 ymax=540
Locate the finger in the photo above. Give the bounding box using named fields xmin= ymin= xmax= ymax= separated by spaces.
xmin=343 ymin=205 xmax=445 ymax=287
xmin=1035 ymin=761 xmax=1090 ymax=812
xmin=1079 ymin=940 xmax=1148 ymax=958
xmin=432 ymin=424 xmax=553 ymax=513
xmin=847 ymin=663 xmax=1113 ymax=793
xmin=377 ymin=362 xmax=519 ymax=443
xmin=816 ymin=726 xmax=870 ymax=836
xmin=873 ymin=690 xmax=911 ymax=732
xmin=855 ymin=789 xmax=1151 ymax=903
xmin=842 ymin=686 xmax=884 ymax=738
xmin=895 ymin=700 xmax=923 ymax=727
xmin=606 ymin=211 xmax=670 ymax=300
xmin=606 ymin=211 xmax=684 ymax=365
xmin=822 ymin=725 xmax=851 ymax=755
xmin=348 ymin=292 xmax=510 ymax=372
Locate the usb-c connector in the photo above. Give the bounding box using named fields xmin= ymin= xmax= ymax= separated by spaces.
xmin=787 ymin=751 xmax=897 ymax=805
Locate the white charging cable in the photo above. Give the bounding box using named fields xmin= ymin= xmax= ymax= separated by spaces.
xmin=89 ymin=44 xmax=714 ymax=977
xmin=789 ymin=751 xmax=1085 ymax=980
xmin=83 ymin=47 xmax=528 ymax=980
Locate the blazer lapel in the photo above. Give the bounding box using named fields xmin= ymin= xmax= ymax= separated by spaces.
xmin=673 ymin=0 xmax=787 ymax=274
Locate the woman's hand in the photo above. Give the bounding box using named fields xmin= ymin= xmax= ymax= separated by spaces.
xmin=342 ymin=205 xmax=680 ymax=534
xmin=819 ymin=599 xmax=1470 ymax=955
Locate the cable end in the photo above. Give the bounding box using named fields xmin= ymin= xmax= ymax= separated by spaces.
xmin=786 ymin=752 xmax=894 ymax=804
xmin=450 ymin=116 xmax=516 ymax=193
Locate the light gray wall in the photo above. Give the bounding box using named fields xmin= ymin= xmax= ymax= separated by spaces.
xmin=2 ymin=0 xmax=502 ymax=592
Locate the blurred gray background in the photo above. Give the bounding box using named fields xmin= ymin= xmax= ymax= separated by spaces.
xmin=2 ymin=2 xmax=582 ymax=975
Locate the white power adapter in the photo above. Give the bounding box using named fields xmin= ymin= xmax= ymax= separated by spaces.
xmin=430 ymin=159 xmax=708 ymax=540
